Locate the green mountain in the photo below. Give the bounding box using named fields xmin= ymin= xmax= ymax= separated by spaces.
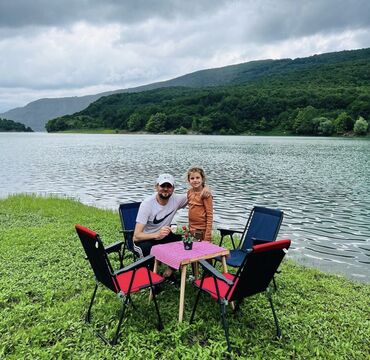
xmin=46 ymin=48 xmax=370 ymax=136
xmin=0 ymin=118 xmax=33 ymax=132
xmin=3 ymin=47 xmax=370 ymax=131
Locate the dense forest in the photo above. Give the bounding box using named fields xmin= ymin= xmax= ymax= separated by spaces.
xmin=0 ymin=118 xmax=33 ymax=132
xmin=46 ymin=48 xmax=370 ymax=136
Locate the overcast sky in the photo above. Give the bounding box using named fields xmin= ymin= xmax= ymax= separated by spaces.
xmin=1 ymin=0 xmax=370 ymax=113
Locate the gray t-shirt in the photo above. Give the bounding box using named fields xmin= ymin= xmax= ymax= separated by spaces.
xmin=136 ymin=193 xmax=187 ymax=234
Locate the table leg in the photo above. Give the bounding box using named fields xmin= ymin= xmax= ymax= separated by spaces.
xmin=194 ymin=262 xmax=199 ymax=279
xmin=153 ymin=259 xmax=158 ymax=274
xmin=178 ymin=264 xmax=188 ymax=322
xmin=221 ymin=255 xmax=228 ymax=273
xmin=221 ymin=256 xmax=234 ymax=309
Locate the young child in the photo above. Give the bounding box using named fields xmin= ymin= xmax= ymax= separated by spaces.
xmin=187 ymin=167 xmax=213 ymax=242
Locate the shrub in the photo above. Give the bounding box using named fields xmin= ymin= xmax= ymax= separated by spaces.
xmin=353 ymin=116 xmax=368 ymax=135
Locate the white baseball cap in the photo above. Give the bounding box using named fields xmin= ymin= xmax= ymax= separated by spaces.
xmin=156 ymin=173 xmax=174 ymax=186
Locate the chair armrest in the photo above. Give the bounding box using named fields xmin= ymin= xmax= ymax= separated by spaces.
xmin=198 ymin=259 xmax=234 ymax=286
xmin=114 ymin=255 xmax=154 ymax=275
xmin=217 ymin=228 xmax=243 ymax=236
xmin=217 ymin=228 xmax=243 ymax=248
xmin=104 ymin=241 xmax=124 ymax=254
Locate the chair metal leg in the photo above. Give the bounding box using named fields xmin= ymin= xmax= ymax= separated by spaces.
xmin=233 ymin=299 xmax=243 ymax=314
xmin=267 ymin=293 xmax=281 ymax=338
xmin=86 ymin=283 xmax=98 ymax=323
xmin=272 ymin=276 xmax=278 ymax=291
xmin=111 ymin=295 xmax=130 ymax=345
xmin=129 ymin=296 xmax=138 ymax=310
xmin=151 ymin=288 xmax=164 ymax=331
xmin=230 ymin=235 xmax=236 ymax=250
xmin=219 ymin=234 xmax=236 ymax=249
xmin=189 ymin=288 xmax=202 ymax=324
xmin=219 ymin=234 xmax=225 ymax=247
xmin=220 ymin=302 xmax=231 ymax=352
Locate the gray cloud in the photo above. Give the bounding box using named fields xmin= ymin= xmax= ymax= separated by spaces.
xmin=0 ymin=0 xmax=228 ymax=28
xmin=246 ymin=0 xmax=370 ymax=43
xmin=0 ymin=0 xmax=370 ymax=112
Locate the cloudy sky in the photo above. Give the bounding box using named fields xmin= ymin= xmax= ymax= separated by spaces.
xmin=1 ymin=0 xmax=370 ymax=113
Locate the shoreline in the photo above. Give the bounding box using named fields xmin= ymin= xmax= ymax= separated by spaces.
xmin=0 ymin=194 xmax=370 ymax=360
xmin=1 ymin=192 xmax=369 ymax=285
xmin=1 ymin=193 xmax=369 ymax=358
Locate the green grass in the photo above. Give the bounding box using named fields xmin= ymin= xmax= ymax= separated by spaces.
xmin=0 ymin=195 xmax=369 ymax=359
xmin=58 ymin=128 xmax=119 ymax=134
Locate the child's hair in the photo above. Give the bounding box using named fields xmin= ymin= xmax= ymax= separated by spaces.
xmin=187 ymin=167 xmax=206 ymax=186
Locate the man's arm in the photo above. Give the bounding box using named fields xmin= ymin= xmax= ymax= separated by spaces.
xmin=133 ymin=223 xmax=171 ymax=242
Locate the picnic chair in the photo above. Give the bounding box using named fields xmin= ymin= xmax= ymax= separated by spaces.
xmin=75 ymin=224 xmax=164 ymax=345
xmin=216 ymin=206 xmax=283 ymax=288
xmin=118 ymin=202 xmax=143 ymax=260
xmin=190 ymin=239 xmax=291 ymax=352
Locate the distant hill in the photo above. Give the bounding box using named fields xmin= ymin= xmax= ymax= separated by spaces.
xmin=0 ymin=118 xmax=33 ymax=132
xmin=46 ymin=47 xmax=370 ymax=136
xmin=2 ymin=47 xmax=370 ymax=131
xmin=0 ymin=94 xmax=108 ymax=132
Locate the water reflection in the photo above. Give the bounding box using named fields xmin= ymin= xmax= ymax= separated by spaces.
xmin=0 ymin=133 xmax=369 ymax=282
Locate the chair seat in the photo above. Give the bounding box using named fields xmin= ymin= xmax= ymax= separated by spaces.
xmin=115 ymin=268 xmax=164 ymax=294
xmin=194 ymin=273 xmax=238 ymax=300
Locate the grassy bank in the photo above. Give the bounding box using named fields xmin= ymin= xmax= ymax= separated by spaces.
xmin=51 ymin=128 xmax=370 ymax=138
xmin=57 ymin=128 xmax=119 ymax=134
xmin=0 ymin=195 xmax=369 ymax=359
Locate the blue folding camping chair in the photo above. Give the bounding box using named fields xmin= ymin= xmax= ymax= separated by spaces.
xmin=216 ymin=206 xmax=284 ymax=289
xmin=118 ymin=202 xmax=143 ymax=260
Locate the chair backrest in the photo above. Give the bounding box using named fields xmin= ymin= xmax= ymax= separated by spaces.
xmin=228 ymin=239 xmax=291 ymax=301
xmin=240 ymin=206 xmax=283 ymax=251
xmin=118 ymin=202 xmax=141 ymax=252
xmin=75 ymin=224 xmax=117 ymax=293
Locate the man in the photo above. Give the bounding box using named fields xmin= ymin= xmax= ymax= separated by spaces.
xmin=133 ymin=173 xmax=186 ymax=259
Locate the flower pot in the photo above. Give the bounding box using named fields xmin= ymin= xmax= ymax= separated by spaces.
xmin=183 ymin=242 xmax=193 ymax=250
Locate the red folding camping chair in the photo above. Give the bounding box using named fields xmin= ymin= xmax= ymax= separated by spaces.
xmin=190 ymin=239 xmax=291 ymax=352
xmin=75 ymin=224 xmax=164 ymax=345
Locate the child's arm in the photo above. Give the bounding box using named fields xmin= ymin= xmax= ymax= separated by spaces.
xmin=203 ymin=195 xmax=213 ymax=241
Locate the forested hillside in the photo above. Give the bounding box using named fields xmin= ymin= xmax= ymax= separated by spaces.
xmin=0 ymin=118 xmax=33 ymax=132
xmin=46 ymin=48 xmax=370 ymax=136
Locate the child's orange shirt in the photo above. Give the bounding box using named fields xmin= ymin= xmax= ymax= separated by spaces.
xmin=187 ymin=188 xmax=213 ymax=241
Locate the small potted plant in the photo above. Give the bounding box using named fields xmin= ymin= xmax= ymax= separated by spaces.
xmin=180 ymin=225 xmax=193 ymax=250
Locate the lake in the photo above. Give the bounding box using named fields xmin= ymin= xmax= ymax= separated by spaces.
xmin=0 ymin=132 xmax=369 ymax=283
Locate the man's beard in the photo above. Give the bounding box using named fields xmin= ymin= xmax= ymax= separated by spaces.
xmin=158 ymin=192 xmax=172 ymax=200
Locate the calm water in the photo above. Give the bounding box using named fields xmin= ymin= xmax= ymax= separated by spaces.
xmin=1 ymin=133 xmax=369 ymax=282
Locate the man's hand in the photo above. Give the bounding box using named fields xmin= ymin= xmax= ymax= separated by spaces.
xmin=157 ymin=226 xmax=171 ymax=239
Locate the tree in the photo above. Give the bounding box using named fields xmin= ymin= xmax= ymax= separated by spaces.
xmin=145 ymin=112 xmax=167 ymax=133
xmin=353 ymin=116 xmax=368 ymax=135
xmin=293 ymin=106 xmax=319 ymax=135
xmin=256 ymin=116 xmax=269 ymax=131
xmin=174 ymin=126 xmax=188 ymax=134
xmin=127 ymin=113 xmax=145 ymax=131
xmin=197 ymin=116 xmax=213 ymax=134
xmin=314 ymin=117 xmax=334 ymax=136
xmin=334 ymin=112 xmax=354 ymax=134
